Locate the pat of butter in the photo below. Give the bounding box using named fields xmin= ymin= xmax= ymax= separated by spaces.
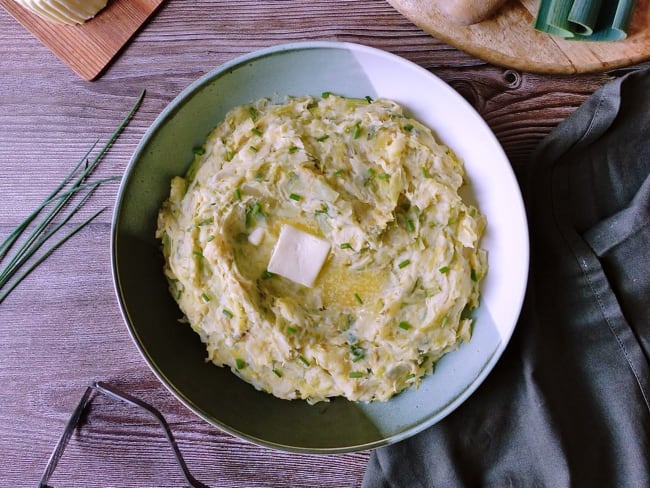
xmin=248 ymin=227 xmax=265 ymax=246
xmin=267 ymin=224 xmax=331 ymax=287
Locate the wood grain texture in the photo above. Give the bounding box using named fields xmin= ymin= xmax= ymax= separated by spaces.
xmin=388 ymin=0 xmax=650 ymax=74
xmin=0 ymin=0 xmax=166 ymax=80
xmin=0 ymin=0 xmax=648 ymax=486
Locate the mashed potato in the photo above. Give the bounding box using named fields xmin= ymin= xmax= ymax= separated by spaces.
xmin=156 ymin=94 xmax=487 ymax=403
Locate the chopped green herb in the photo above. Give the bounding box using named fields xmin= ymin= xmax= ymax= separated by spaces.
xmin=249 ymin=146 xmax=258 ymax=153
xmin=441 ymin=315 xmax=449 ymax=327
xmin=248 ymin=106 xmax=258 ymax=120
xmin=439 ymin=266 xmax=450 ymax=274
xmin=378 ymin=172 xmax=390 ymax=180
xmin=421 ymin=167 xmax=431 ymax=178
xmin=471 ymin=269 xmax=478 ymax=282
xmin=406 ymin=219 xmax=415 ymax=232
xmin=349 ymin=371 xmax=364 ymax=378
xmin=315 ymin=203 xmax=328 ymax=215
xmin=201 ymin=292 xmax=211 ymax=303
xmin=298 ymin=355 xmax=310 ymax=367
xmin=368 ymin=168 xmax=377 ymax=178
xmin=354 ymin=293 xmax=363 ymax=305
xmin=406 ymin=373 xmax=416 ymax=380
xmin=206 ymin=235 xmax=215 ymax=242
xmin=272 ymin=368 xmax=283 ymax=378
xmin=262 ymin=269 xmax=275 ymax=279
xmin=351 ymin=344 xmax=365 ymax=361
xmin=365 ymin=95 xmax=373 ymax=103
xmin=333 ymin=169 xmax=345 ymax=177
xmin=225 ymin=150 xmax=234 ymax=161
xmin=340 ymin=242 xmax=352 ymax=249
xmin=222 ymin=309 xmax=234 ymax=319
xmin=235 ymin=358 xmax=246 ymax=369
xmin=316 ymin=134 xmax=330 ymax=142
xmin=398 ymin=259 xmax=411 ymax=269
xmin=289 ymin=193 xmax=302 ymax=201
xmin=288 ymin=145 xmax=299 ymax=154
xmin=245 ymin=202 xmax=263 ymax=227
xmin=192 ymin=147 xmax=205 ymax=155
xmin=398 ymin=321 xmax=411 ymax=330
xmin=193 ymin=251 xmax=204 ymax=258
xmin=251 ymin=127 xmax=263 ymax=136
xmin=235 ymin=188 xmax=242 ymax=201
xmin=404 ymin=124 xmax=414 ymax=132
xmin=352 ymin=123 xmax=362 ymax=139
xmin=287 ymin=326 xmax=297 ymax=334
xmin=322 ymin=91 xmax=331 ymax=98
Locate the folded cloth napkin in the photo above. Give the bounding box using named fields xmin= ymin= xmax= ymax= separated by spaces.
xmin=363 ymin=68 xmax=650 ymax=487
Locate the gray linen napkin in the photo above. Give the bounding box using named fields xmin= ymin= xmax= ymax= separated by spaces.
xmin=363 ymin=68 xmax=650 ymax=487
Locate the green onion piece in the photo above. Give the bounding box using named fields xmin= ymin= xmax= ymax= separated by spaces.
xmin=439 ymin=266 xmax=450 ymax=274
xmin=406 ymin=373 xmax=416 ymax=380
xmin=272 ymin=368 xmax=283 ymax=378
xmin=251 ymin=128 xmax=263 ymax=136
xmin=298 ymin=355 xmax=310 ymax=366
xmin=351 ymin=344 xmax=365 ymax=361
xmin=201 ymin=293 xmax=211 ymax=303
xmin=471 ymin=269 xmax=478 ymax=282
xmin=404 ymin=124 xmax=414 ymax=132
xmin=421 ymin=167 xmax=431 ymax=178
xmin=222 ymin=309 xmax=234 ymax=319
xmin=262 ymin=270 xmax=275 ymax=279
xmin=340 ymin=242 xmax=352 ymax=249
xmin=249 ymin=146 xmax=258 ymax=153
xmin=316 ymin=134 xmax=330 ymax=142
xmin=333 ymin=169 xmax=345 ymax=177
xmin=225 ymin=150 xmax=234 ymax=161
xmin=368 ymin=168 xmax=376 ymax=178
xmin=245 ymin=202 xmax=263 ymax=227
xmin=398 ymin=321 xmax=411 ymax=330
xmin=365 ymin=95 xmax=373 ymax=103
xmin=406 ymin=219 xmax=415 ymax=232
xmin=349 ymin=371 xmax=364 ymax=378
xmin=192 ymin=147 xmax=205 ymax=155
xmin=288 ymin=145 xmax=299 ymax=154
xmin=193 ymin=251 xmax=204 ymax=258
xmin=289 ymin=193 xmax=302 ymax=201
xmin=354 ymin=293 xmax=363 ymax=305
xmin=352 ymin=123 xmax=361 ymax=139
xmin=235 ymin=358 xmax=246 ymax=369
xmin=315 ymin=203 xmax=328 ymax=215
xmin=322 ymin=91 xmax=331 ymax=98
xmin=235 ymin=188 xmax=242 ymax=201
xmin=378 ymin=173 xmax=390 ymax=180
xmin=441 ymin=315 xmax=449 ymax=327
xmin=249 ymin=106 xmax=258 ymax=120
xmin=287 ymin=326 xmax=297 ymax=334
xmin=398 ymin=259 xmax=411 ymax=269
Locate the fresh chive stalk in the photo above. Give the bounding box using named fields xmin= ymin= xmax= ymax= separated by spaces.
xmin=0 ymin=90 xmax=144 ymax=304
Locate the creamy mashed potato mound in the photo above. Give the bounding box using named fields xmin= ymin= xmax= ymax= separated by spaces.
xmin=156 ymin=94 xmax=487 ymax=403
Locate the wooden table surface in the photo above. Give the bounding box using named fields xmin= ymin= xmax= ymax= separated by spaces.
xmin=0 ymin=1 xmax=646 ymax=487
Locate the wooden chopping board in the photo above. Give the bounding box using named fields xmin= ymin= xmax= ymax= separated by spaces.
xmin=0 ymin=0 xmax=165 ymax=80
xmin=387 ymin=0 xmax=650 ymax=73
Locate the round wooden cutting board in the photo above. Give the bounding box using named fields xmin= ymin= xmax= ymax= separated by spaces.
xmin=387 ymin=0 xmax=650 ymax=73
